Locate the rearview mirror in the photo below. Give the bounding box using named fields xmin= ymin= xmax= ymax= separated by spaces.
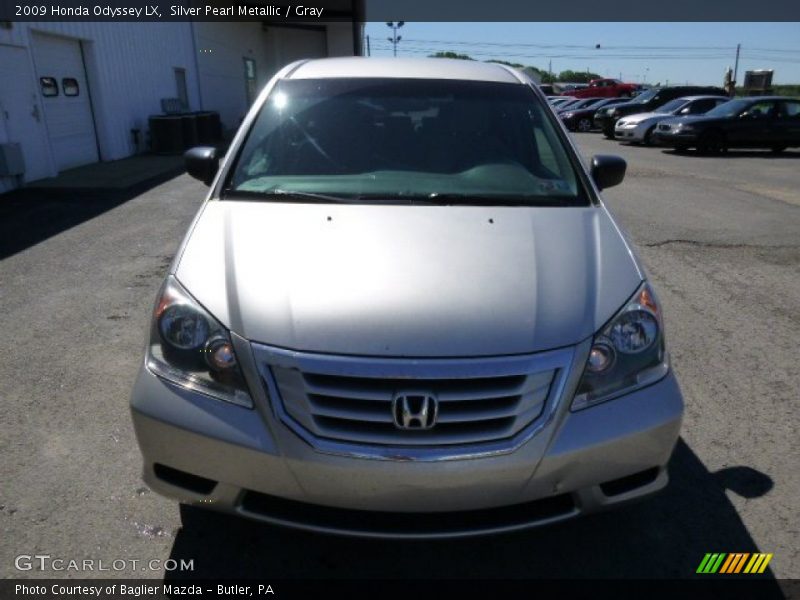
xmin=590 ymin=155 xmax=627 ymax=190
xmin=184 ymin=146 xmax=219 ymax=186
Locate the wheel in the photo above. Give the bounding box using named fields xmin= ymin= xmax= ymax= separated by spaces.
xmin=619 ymin=92 xmax=631 ymax=98
xmin=577 ymin=117 xmax=592 ymax=133
xmin=674 ymin=145 xmax=689 ymax=154
xmin=698 ymin=130 xmax=725 ymax=155
xmin=771 ymin=145 xmax=787 ymax=153
xmin=643 ymin=125 xmax=657 ymax=146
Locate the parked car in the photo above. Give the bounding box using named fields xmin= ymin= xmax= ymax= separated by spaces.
xmin=561 ymin=78 xmax=639 ymax=99
xmin=553 ymin=97 xmax=586 ymax=112
xmin=654 ymin=96 xmax=800 ymax=154
xmin=631 ymin=84 xmax=653 ymax=97
xmin=555 ymin=97 xmax=605 ymax=113
xmin=557 ymin=82 xmax=588 ymax=93
xmin=614 ymin=96 xmax=729 ymax=144
xmin=596 ymin=85 xmax=727 ymax=138
xmin=560 ymin=98 xmax=632 ymax=132
xmin=131 ymin=57 xmax=683 ymax=538
xmin=548 ymin=96 xmax=572 ymax=107
xmin=539 ymin=84 xmax=556 ymax=95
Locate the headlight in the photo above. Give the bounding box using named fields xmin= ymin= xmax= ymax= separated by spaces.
xmin=571 ymin=282 xmax=669 ymax=411
xmin=678 ymin=123 xmax=695 ymax=132
xmin=146 ymin=276 xmax=253 ymax=407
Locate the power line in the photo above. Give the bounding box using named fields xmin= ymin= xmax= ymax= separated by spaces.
xmin=370 ymin=44 xmax=736 ymax=61
xmin=393 ymin=37 xmax=738 ymax=51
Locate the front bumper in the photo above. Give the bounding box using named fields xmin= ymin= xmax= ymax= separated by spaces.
xmin=615 ymin=124 xmax=648 ymax=142
xmin=653 ymin=131 xmax=700 ymax=147
xmin=131 ymin=345 xmax=683 ymax=538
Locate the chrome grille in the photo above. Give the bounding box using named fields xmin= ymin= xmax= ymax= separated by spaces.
xmin=251 ymin=344 xmax=574 ymax=457
xmin=271 ymin=367 xmax=553 ymax=446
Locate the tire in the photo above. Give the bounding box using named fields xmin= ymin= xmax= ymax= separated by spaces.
xmin=675 ymin=145 xmax=689 ymax=154
xmin=643 ymin=125 xmax=657 ymax=146
xmin=619 ymin=92 xmax=631 ymax=98
xmin=698 ymin=130 xmax=725 ymax=155
xmin=577 ymin=117 xmax=592 ymax=133
xmin=771 ymin=145 xmax=787 ymax=153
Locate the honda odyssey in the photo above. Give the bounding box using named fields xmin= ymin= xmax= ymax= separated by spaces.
xmin=130 ymin=57 xmax=684 ymax=538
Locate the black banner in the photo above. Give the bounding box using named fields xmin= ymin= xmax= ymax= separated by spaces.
xmin=2 ymin=0 xmax=800 ymax=22
xmin=1 ymin=579 xmax=797 ymax=600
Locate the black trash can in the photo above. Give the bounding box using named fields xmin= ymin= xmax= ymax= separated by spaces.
xmin=180 ymin=113 xmax=199 ymax=150
xmin=149 ymin=115 xmax=185 ymax=154
xmin=195 ymin=111 xmax=223 ymax=144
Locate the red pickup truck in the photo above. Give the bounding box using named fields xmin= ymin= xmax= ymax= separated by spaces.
xmin=561 ymin=78 xmax=638 ymax=98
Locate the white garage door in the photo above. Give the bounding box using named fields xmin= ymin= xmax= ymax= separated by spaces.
xmin=31 ymin=32 xmax=99 ymax=171
xmin=0 ymin=44 xmax=52 ymax=182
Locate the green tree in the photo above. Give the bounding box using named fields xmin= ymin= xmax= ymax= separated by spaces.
xmin=558 ymin=70 xmax=602 ymax=84
xmin=428 ymin=51 xmax=474 ymax=60
xmin=486 ymin=59 xmax=525 ymax=69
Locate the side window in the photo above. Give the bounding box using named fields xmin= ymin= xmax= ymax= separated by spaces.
xmin=62 ymin=78 xmax=79 ymax=97
xmin=780 ymin=101 xmax=800 ymax=119
xmin=745 ymin=102 xmax=776 ymax=119
xmin=689 ymin=99 xmax=715 ymax=114
xmin=40 ymin=76 xmax=58 ymax=97
xmin=243 ymin=58 xmax=257 ymax=107
xmin=174 ymin=67 xmax=188 ymax=110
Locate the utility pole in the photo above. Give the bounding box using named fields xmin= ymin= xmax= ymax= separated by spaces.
xmin=548 ymin=59 xmax=552 ymax=83
xmin=386 ymin=21 xmax=404 ymax=57
xmin=732 ymin=43 xmax=741 ymax=96
xmin=366 ymin=35 xmax=370 ymax=56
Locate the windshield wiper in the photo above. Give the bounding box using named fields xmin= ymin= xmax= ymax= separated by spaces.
xmin=406 ymin=193 xmax=566 ymax=206
xmin=224 ymin=189 xmax=356 ymax=203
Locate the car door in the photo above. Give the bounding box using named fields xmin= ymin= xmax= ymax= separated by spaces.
xmin=685 ymin=98 xmax=724 ymax=116
xmin=776 ymin=100 xmax=800 ymax=147
xmin=726 ymin=100 xmax=778 ymax=147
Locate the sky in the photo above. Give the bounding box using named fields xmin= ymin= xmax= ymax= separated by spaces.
xmin=363 ymin=22 xmax=800 ymax=85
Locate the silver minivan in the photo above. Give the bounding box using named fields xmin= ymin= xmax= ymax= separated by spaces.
xmin=130 ymin=57 xmax=683 ymax=538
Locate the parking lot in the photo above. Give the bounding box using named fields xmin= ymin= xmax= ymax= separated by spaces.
xmin=1 ymin=135 xmax=797 ymax=583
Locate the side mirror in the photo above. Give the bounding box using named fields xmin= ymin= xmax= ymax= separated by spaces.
xmin=591 ymin=155 xmax=627 ymax=190
xmin=680 ymin=107 xmax=691 ymax=115
xmin=184 ymin=146 xmax=219 ymax=186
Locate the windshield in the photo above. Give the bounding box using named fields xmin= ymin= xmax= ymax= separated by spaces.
xmin=704 ymin=99 xmax=750 ymax=118
xmin=657 ymin=98 xmax=690 ymax=113
xmin=225 ymin=78 xmax=587 ymax=206
xmin=628 ymin=88 xmax=660 ymax=105
xmin=579 ymin=98 xmax=606 ymax=109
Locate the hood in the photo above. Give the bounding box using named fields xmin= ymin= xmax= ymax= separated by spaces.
xmin=617 ymin=111 xmax=667 ymax=124
xmin=660 ymin=114 xmax=719 ymax=127
xmin=176 ymin=202 xmax=642 ymax=357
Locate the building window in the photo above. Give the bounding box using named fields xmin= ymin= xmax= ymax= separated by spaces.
xmin=243 ymin=58 xmax=257 ymax=107
xmin=62 ymin=77 xmax=79 ymax=96
xmin=174 ymin=67 xmax=188 ymax=111
xmin=40 ymin=76 xmax=58 ymax=97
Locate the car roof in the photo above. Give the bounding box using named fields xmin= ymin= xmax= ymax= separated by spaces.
xmin=738 ymin=96 xmax=798 ymax=101
xmin=675 ymin=95 xmax=730 ymax=101
xmin=287 ymin=57 xmax=523 ymax=84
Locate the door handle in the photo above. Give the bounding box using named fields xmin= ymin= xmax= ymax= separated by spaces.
xmin=31 ymin=103 xmax=41 ymax=122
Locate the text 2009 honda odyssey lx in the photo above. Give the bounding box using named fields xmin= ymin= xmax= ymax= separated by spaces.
xmin=130 ymin=58 xmax=683 ymax=538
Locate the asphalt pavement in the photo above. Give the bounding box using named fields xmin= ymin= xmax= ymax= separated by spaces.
xmin=1 ymin=138 xmax=797 ymax=583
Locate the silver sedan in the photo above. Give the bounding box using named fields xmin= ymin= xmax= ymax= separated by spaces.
xmin=614 ymin=95 xmax=729 ymax=144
